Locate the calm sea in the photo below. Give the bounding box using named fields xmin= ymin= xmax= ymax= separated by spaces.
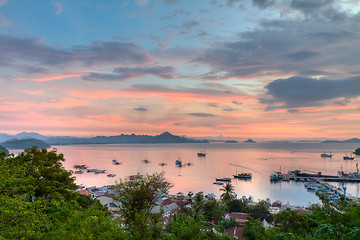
xmin=11 ymin=142 xmax=360 ymax=207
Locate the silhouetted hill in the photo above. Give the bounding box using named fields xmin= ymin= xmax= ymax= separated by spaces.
xmin=1 ymin=138 xmax=51 ymax=149
xmin=0 ymin=132 xmax=208 ymax=145
xmin=243 ymin=139 xmax=256 ymax=143
xmin=321 ymin=138 xmax=360 ymax=143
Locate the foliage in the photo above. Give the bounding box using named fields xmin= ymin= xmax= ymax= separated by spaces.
xmin=0 ymin=146 xmax=8 ymax=155
xmin=76 ymin=194 xmax=110 ymax=214
xmin=227 ymin=199 xmax=247 ymax=212
xmin=114 ymin=172 xmax=172 ymax=238
xmin=273 ymin=209 xmax=309 ymax=236
xmin=1 ymin=146 xmax=78 ymax=201
xmin=202 ymin=200 xmax=226 ymax=224
xmin=222 ymin=217 xmax=238 ymax=229
xmin=355 ymin=147 xmax=360 ymax=155
xmin=243 ymin=216 xmax=266 ymax=240
xmin=219 ymin=183 xmax=235 ymax=204
xmin=246 ymin=200 xmax=272 ymax=222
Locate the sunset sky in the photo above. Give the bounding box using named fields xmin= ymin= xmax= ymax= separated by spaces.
xmin=1 ymin=0 xmax=360 ymax=140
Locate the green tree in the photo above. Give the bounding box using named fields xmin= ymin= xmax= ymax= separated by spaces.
xmin=114 ymin=172 xmax=172 ymax=239
xmin=202 ymin=200 xmax=226 ymax=224
xmin=2 ymin=146 xmax=78 ymax=201
xmin=227 ymin=199 xmax=247 ymax=212
xmin=220 ymin=183 xmax=235 ymax=204
xmin=243 ymin=216 xmax=266 ymax=240
xmin=246 ymin=200 xmax=272 ymax=222
xmin=273 ymin=209 xmax=309 ymax=236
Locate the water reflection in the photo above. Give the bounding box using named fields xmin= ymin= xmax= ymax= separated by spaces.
xmin=11 ymin=142 xmax=360 ymax=207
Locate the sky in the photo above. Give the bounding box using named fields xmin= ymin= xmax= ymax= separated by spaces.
xmin=1 ymin=0 xmax=360 ymax=140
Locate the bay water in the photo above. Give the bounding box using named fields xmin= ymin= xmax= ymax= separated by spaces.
xmin=13 ymin=142 xmax=360 ymax=207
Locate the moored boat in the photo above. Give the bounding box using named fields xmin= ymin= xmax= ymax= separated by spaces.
xmin=233 ymin=173 xmax=252 ymax=179
xmin=343 ymin=154 xmax=355 ymax=160
xmin=321 ymin=152 xmax=332 ymax=158
xmin=197 ymin=150 xmax=206 ymax=157
xmin=215 ymin=177 xmax=232 ymax=182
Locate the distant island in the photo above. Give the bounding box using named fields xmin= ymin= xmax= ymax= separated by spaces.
xmin=0 ymin=132 xmax=208 ymax=146
xmin=225 ymin=140 xmax=238 ymax=143
xmin=321 ymin=138 xmax=360 ymax=143
xmin=0 ymin=138 xmax=51 ymax=149
xmin=243 ymin=139 xmax=256 ymax=143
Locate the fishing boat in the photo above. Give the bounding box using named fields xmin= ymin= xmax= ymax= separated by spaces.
xmin=215 ymin=177 xmax=232 ymax=182
xmin=213 ymin=181 xmax=224 ymax=185
xmin=175 ymin=158 xmax=183 ymax=167
xmin=107 ymin=174 xmax=116 ymax=177
xmin=233 ymin=173 xmax=252 ymax=179
xmin=197 ymin=150 xmax=206 ymax=157
xmin=321 ymin=152 xmax=332 ymax=158
xmin=343 ymin=154 xmax=355 ymax=160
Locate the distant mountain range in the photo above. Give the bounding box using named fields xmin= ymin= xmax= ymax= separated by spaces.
xmin=0 ymin=131 xmax=208 ymax=147
xmin=321 ymin=138 xmax=360 ymax=143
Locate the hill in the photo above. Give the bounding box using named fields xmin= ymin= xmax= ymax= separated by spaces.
xmin=1 ymin=138 xmax=51 ymax=149
xmin=0 ymin=132 xmax=208 ymax=145
xmin=321 ymin=138 xmax=360 ymax=143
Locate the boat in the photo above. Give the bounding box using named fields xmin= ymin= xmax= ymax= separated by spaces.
xmin=74 ymin=164 xmax=87 ymax=169
xmin=113 ymin=161 xmax=121 ymax=165
xmin=175 ymin=158 xmax=182 ymax=167
xmin=94 ymin=169 xmax=106 ymax=174
xmin=233 ymin=173 xmax=252 ymax=179
xmin=112 ymin=159 xmax=117 ymax=162
xmin=213 ymin=181 xmax=224 ymax=185
xmin=343 ymin=154 xmax=355 ymax=160
xmin=321 ymin=152 xmax=332 ymax=158
xmin=107 ymin=174 xmax=116 ymax=177
xmin=159 ymin=162 xmax=167 ymax=166
xmin=74 ymin=170 xmax=83 ymax=174
xmin=143 ymin=158 xmax=150 ymax=163
xmin=215 ymin=177 xmax=232 ymax=182
xmin=197 ymin=150 xmax=206 ymax=157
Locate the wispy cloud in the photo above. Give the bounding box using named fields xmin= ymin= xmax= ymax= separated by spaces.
xmin=51 ymin=0 xmax=63 ymax=15
xmin=188 ymin=113 xmax=216 ymax=117
xmin=82 ymin=66 xmax=176 ymax=81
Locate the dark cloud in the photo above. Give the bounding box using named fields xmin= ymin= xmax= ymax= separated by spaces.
xmin=19 ymin=65 xmax=49 ymax=74
xmin=82 ymin=72 xmax=124 ymax=81
xmin=194 ymin=15 xmax=360 ymax=80
xmin=134 ymin=106 xmax=148 ymax=111
xmin=208 ymin=103 xmax=219 ymax=107
xmin=290 ymin=0 xmax=334 ymax=13
xmin=261 ymin=76 xmax=360 ymax=109
xmin=223 ymin=108 xmax=237 ymax=111
xmin=252 ymin=0 xmax=275 ymax=9
xmin=82 ymin=66 xmax=176 ymax=81
xmin=285 ymin=50 xmax=318 ymax=62
xmin=127 ymin=83 xmax=243 ymax=97
xmin=0 ymin=34 xmax=150 ymax=68
xmin=287 ymin=109 xmax=299 ymax=113
xmin=188 ymin=113 xmax=216 ymax=117
xmin=232 ymin=101 xmax=242 ymax=105
xmin=297 ymin=69 xmax=330 ymax=76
